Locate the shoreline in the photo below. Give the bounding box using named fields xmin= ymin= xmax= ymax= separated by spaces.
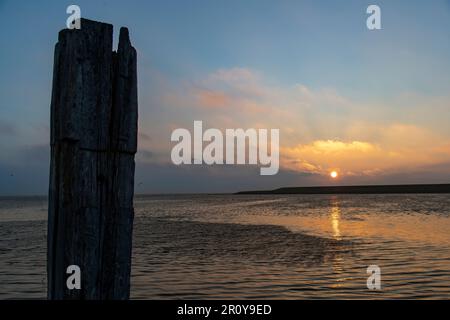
xmin=236 ymin=183 xmax=450 ymax=195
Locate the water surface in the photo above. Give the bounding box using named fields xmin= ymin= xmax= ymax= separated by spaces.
xmin=1 ymin=194 xmax=449 ymax=299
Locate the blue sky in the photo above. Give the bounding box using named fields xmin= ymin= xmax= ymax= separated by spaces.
xmin=1 ymin=0 xmax=450 ymax=195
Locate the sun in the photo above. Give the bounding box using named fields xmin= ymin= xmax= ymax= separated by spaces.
xmin=330 ymin=171 xmax=338 ymax=179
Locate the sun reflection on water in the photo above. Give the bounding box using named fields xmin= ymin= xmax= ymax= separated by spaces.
xmin=330 ymin=198 xmax=341 ymax=240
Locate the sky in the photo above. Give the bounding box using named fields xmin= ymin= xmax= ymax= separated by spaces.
xmin=0 ymin=0 xmax=450 ymax=195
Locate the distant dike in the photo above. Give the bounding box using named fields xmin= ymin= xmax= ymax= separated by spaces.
xmin=236 ymin=184 xmax=450 ymax=195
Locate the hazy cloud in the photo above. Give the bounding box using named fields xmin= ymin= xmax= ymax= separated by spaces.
xmin=0 ymin=120 xmax=17 ymax=136
xmin=157 ymin=67 xmax=450 ymax=182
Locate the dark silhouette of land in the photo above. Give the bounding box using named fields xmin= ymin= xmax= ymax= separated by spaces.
xmin=236 ymin=184 xmax=450 ymax=194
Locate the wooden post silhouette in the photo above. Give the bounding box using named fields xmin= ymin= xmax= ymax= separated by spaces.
xmin=47 ymin=19 xmax=137 ymax=299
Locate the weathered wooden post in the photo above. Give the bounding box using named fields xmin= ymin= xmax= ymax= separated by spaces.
xmin=47 ymin=19 xmax=138 ymax=299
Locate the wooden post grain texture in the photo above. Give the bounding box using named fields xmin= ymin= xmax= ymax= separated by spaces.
xmin=47 ymin=18 xmax=137 ymax=300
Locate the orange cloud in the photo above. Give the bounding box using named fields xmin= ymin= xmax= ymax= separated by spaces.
xmin=141 ymin=66 xmax=450 ymax=180
xmin=281 ymin=125 xmax=450 ymax=177
xmin=196 ymin=90 xmax=231 ymax=108
xmin=281 ymin=140 xmax=384 ymax=175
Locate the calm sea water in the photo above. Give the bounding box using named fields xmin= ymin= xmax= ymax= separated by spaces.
xmin=1 ymin=194 xmax=450 ymax=299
